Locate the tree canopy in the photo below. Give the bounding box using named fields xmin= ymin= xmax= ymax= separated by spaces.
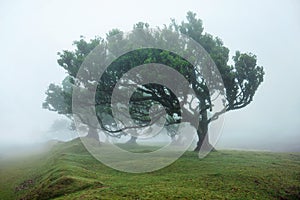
xmin=43 ymin=11 xmax=264 ymax=151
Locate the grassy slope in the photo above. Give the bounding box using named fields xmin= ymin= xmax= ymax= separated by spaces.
xmin=0 ymin=139 xmax=299 ymax=200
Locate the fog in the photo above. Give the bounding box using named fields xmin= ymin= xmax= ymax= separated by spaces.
xmin=0 ymin=0 xmax=299 ymax=154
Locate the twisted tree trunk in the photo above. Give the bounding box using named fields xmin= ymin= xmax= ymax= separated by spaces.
xmin=87 ymin=127 xmax=99 ymax=140
xmin=194 ymin=110 xmax=215 ymax=152
xmin=126 ymin=136 xmax=137 ymax=144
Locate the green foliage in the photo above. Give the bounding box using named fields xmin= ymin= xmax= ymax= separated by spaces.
xmin=43 ymin=11 xmax=264 ymax=141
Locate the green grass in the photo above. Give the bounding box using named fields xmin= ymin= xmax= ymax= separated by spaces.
xmin=0 ymin=139 xmax=300 ymax=199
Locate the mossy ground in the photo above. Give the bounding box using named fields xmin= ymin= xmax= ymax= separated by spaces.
xmin=0 ymin=139 xmax=299 ymax=199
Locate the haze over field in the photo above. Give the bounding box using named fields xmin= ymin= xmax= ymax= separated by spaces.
xmin=0 ymin=0 xmax=299 ymax=152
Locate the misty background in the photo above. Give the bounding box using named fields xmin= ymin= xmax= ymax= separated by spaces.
xmin=0 ymin=0 xmax=299 ymax=153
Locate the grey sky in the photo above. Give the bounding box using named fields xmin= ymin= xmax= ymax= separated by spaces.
xmin=0 ymin=0 xmax=299 ymax=151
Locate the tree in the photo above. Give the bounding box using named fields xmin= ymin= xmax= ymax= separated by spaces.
xmin=43 ymin=11 xmax=264 ymax=152
xmin=49 ymin=119 xmax=71 ymax=132
xmin=47 ymin=118 xmax=76 ymax=141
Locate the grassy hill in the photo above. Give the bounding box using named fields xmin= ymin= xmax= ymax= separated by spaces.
xmin=0 ymin=139 xmax=299 ymax=200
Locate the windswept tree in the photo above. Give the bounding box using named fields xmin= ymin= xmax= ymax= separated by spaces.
xmin=43 ymin=12 xmax=264 ymax=151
